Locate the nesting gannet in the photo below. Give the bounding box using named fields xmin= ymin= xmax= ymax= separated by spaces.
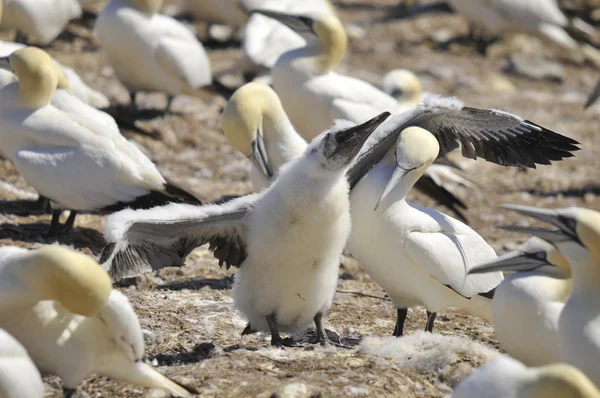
xmin=452 ymin=355 xmax=600 ymax=398
xmin=0 ymin=246 xmax=190 ymax=397
xmin=221 ymin=82 xmax=307 ymax=191
xmin=102 ymin=113 xmax=390 ymax=346
xmin=0 ymin=47 xmax=200 ymax=236
xmin=95 ymin=0 xmax=213 ymax=115
xmin=0 ymin=328 xmax=44 ymax=398
xmin=381 ymin=69 xmax=423 ymax=106
xmin=469 ymin=237 xmax=570 ymax=366
xmin=0 ymin=41 xmax=110 ymax=108
xmin=348 ymin=126 xmax=503 ymax=335
xmin=0 ymin=0 xmax=82 ymax=45
xmin=501 ymin=205 xmax=600 ymax=386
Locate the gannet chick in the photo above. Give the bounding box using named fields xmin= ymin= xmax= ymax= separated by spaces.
xmin=221 ymin=82 xmax=306 ymax=191
xmin=0 ymin=47 xmax=200 ymax=236
xmin=381 ymin=69 xmax=423 ymax=106
xmin=0 ymin=328 xmax=44 ymax=398
xmin=347 ymin=126 xmax=503 ymax=336
xmin=0 ymin=0 xmax=81 ymax=45
xmin=501 ymin=205 xmax=600 ymax=386
xmin=95 ymin=0 xmax=213 ymax=115
xmin=469 ymin=237 xmax=570 ymax=366
xmin=102 ymin=112 xmax=390 ymax=346
xmin=0 ymin=40 xmax=110 ymax=108
xmin=452 ymin=355 xmax=600 ymax=398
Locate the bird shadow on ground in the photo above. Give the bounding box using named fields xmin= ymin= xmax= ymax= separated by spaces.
xmin=160 ymin=276 xmax=235 ymax=291
xmin=522 ymin=185 xmax=600 ymax=198
xmin=0 ymin=222 xmax=105 ymax=254
xmin=0 ymin=199 xmax=48 ymax=216
xmin=149 ymin=342 xmax=225 ymax=366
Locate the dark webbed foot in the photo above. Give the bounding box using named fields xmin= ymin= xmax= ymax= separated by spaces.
xmin=313 ymin=312 xmax=329 ymax=346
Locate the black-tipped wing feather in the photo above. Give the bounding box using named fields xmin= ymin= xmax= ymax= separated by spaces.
xmin=101 ymin=198 xmax=255 ymax=282
xmin=348 ymin=104 xmax=580 ymax=188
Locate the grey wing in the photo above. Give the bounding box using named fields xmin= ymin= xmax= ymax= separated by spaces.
xmin=100 ymin=195 xmax=258 ymax=282
xmin=347 ymin=99 xmax=580 ymax=188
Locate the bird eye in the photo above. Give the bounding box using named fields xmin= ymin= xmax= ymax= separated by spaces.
xmin=559 ymin=216 xmax=577 ymax=233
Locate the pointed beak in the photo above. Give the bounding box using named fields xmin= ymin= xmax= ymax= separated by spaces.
xmin=502 ymin=204 xmax=579 ymax=243
xmin=252 ymin=9 xmax=316 ymax=35
xmin=374 ymin=163 xmax=411 ymax=211
xmin=326 ymin=112 xmax=390 ymax=164
xmin=250 ymin=121 xmax=273 ymax=178
xmin=469 ymin=250 xmax=550 ymax=275
xmin=0 ymin=56 xmax=12 ymax=72
xmin=585 ymin=77 xmax=600 ymax=109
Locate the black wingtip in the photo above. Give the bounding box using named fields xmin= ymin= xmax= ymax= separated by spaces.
xmin=101 ymin=182 xmax=201 ymax=213
xmin=241 ymin=323 xmax=258 ymax=336
xmin=478 ymin=287 xmax=495 ymax=300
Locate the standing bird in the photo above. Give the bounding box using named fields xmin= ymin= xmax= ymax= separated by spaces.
xmin=469 ymin=237 xmax=571 ymax=366
xmin=500 ymin=205 xmax=600 ymax=386
xmin=0 ymin=328 xmax=44 ymax=398
xmin=0 ymin=245 xmax=191 ymax=397
xmin=101 ymin=113 xmax=390 ymax=346
xmin=0 ymin=47 xmax=200 ymax=236
xmin=348 ymin=126 xmax=503 ymax=336
xmin=0 ymin=0 xmax=81 ymax=45
xmin=452 ymin=355 xmax=600 ymax=398
xmin=95 ymin=0 xmax=213 ymax=115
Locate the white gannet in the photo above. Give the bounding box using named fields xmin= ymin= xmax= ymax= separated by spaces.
xmin=347 ymin=126 xmax=503 ymax=335
xmin=0 ymin=0 xmax=82 ymax=45
xmin=0 ymin=328 xmax=44 ymax=398
xmin=0 ymin=245 xmax=191 ymax=397
xmin=469 ymin=237 xmax=571 ymax=366
xmin=452 ymin=355 xmax=600 ymax=398
xmin=446 ymin=0 xmax=595 ymax=52
xmin=500 ymin=205 xmax=600 ymax=386
xmin=0 ymin=40 xmax=110 ymax=108
xmin=221 ymin=82 xmax=307 ymax=191
xmin=95 ymin=0 xmax=213 ymax=115
xmin=101 ymin=113 xmax=391 ymax=346
xmin=380 ymin=69 xmax=423 ymax=107
xmin=0 ymin=47 xmax=200 ymax=236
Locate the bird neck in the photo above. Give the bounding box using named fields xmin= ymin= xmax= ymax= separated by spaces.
xmin=562 ymin=248 xmax=600 ymax=294
xmin=262 ymin=114 xmax=305 ymax=169
xmin=283 ymin=33 xmax=346 ymax=75
xmin=18 ymin=79 xmax=54 ymax=108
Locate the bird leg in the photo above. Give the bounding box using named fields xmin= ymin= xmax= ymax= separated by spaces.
xmin=129 ymin=91 xmax=138 ymax=115
xmin=61 ymin=210 xmax=78 ymax=233
xmin=46 ymin=209 xmax=63 ymax=238
xmin=164 ymin=95 xmax=174 ymax=118
xmin=63 ymin=387 xmax=77 ymax=398
xmin=425 ymin=311 xmax=437 ymax=333
xmin=313 ymin=312 xmax=329 ymax=346
xmin=36 ymin=195 xmax=51 ymax=214
xmin=393 ymin=308 xmax=408 ymax=337
xmin=267 ymin=313 xmax=284 ymax=348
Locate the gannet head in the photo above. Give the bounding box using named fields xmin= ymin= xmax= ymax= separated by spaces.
xmin=501 ymin=205 xmax=600 ymax=266
xmin=98 ymin=290 xmax=144 ymax=362
xmin=305 ymin=112 xmax=389 ymax=174
xmin=375 ymin=127 xmax=439 ymax=210
xmin=469 ymin=236 xmax=570 ymax=276
xmin=523 ymin=363 xmax=600 ymax=398
xmin=0 ymin=47 xmax=58 ymax=108
xmin=252 ymin=10 xmax=347 ymax=74
xmin=127 ymin=0 xmax=162 ymax=15
xmin=18 ymin=246 xmax=112 ymax=316
xmin=221 ymin=83 xmax=287 ymax=178
xmin=381 ymin=69 xmax=422 ymax=104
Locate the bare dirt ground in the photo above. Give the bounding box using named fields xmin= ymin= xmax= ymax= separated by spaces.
xmin=1 ymin=1 xmax=600 ymax=397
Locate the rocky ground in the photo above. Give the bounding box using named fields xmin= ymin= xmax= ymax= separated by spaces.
xmin=1 ymin=0 xmax=599 ymax=397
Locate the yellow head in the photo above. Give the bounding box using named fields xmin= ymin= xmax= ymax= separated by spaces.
xmin=312 ymin=13 xmax=347 ymax=73
xmin=381 ymin=69 xmax=423 ymax=104
xmin=128 ymin=0 xmax=162 ymax=15
xmin=575 ymin=209 xmax=600 ymax=263
xmin=524 ymin=363 xmax=600 ymax=398
xmin=221 ymin=82 xmax=286 ymax=157
xmin=20 ymin=246 xmax=112 ymax=317
xmin=7 ymin=47 xmax=58 ymax=108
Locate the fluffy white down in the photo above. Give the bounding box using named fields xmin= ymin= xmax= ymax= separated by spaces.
xmin=360 ymin=332 xmax=498 ymax=387
xmin=421 ymin=94 xmax=464 ymax=111
xmin=95 ymin=0 xmax=212 ymax=95
xmin=0 ymin=329 xmax=44 ymax=398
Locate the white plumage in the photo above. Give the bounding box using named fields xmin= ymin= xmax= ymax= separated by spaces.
xmin=0 ymin=328 xmax=44 ymax=398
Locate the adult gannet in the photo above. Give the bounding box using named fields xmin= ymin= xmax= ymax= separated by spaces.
xmin=347 ymin=126 xmax=503 ymax=336
xmin=0 ymin=245 xmax=191 ymax=397
xmin=452 ymin=355 xmax=600 ymax=398
xmin=0 ymin=47 xmax=200 ymax=236
xmin=0 ymin=328 xmax=44 ymax=398
xmin=500 ymin=205 xmax=600 ymax=386
xmin=95 ymin=0 xmax=213 ymax=115
xmin=469 ymin=237 xmax=570 ymax=366
xmin=0 ymin=0 xmax=82 ymax=45
xmin=380 ymin=69 xmax=423 ymax=106
xmin=0 ymin=40 xmax=110 ymax=108
xmin=101 ymin=113 xmax=391 ymax=346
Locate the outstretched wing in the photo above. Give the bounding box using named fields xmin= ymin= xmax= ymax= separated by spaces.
xmin=347 ymin=95 xmax=580 ymax=188
xmin=101 ymin=194 xmax=258 ymax=281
